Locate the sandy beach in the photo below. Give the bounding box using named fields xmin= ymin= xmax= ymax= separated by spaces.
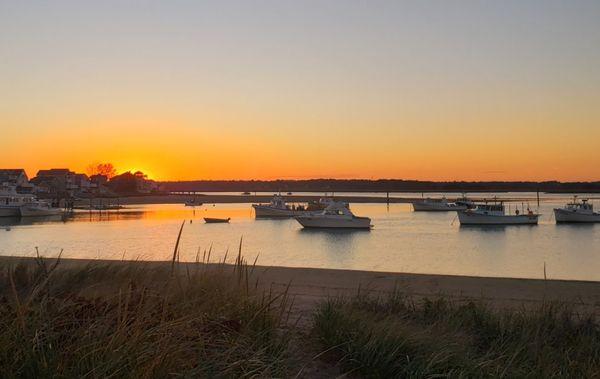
xmin=3 ymin=257 xmax=599 ymax=319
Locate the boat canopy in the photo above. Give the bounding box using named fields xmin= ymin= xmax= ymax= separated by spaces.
xmin=323 ymin=202 xmax=354 ymax=216
xmin=269 ymin=195 xmax=289 ymax=209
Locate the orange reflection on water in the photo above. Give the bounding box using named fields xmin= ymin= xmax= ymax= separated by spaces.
xmin=70 ymin=204 xmax=254 ymax=224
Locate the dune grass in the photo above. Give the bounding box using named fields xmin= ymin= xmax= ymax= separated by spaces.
xmin=3 ymin=248 xmax=600 ymax=378
xmin=313 ymin=290 xmax=600 ymax=378
xmin=0 ymin=253 xmax=291 ymax=378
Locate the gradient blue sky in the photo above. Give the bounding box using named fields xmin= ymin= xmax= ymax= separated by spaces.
xmin=1 ymin=1 xmax=599 ymax=180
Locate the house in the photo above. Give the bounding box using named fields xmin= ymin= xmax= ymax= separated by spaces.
xmin=32 ymin=168 xmax=91 ymax=196
xmin=74 ymin=173 xmax=92 ymax=193
xmin=89 ymin=174 xmax=111 ymax=195
xmin=90 ymin=174 xmax=108 ymax=187
xmin=0 ymin=169 xmax=33 ymax=193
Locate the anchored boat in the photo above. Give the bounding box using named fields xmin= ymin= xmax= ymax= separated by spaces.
xmin=454 ymin=194 xmax=476 ymax=209
xmin=458 ymin=202 xmax=539 ymax=225
xmin=554 ymin=198 xmax=600 ymax=223
xmin=0 ymin=190 xmax=35 ymax=217
xmin=412 ymin=197 xmax=467 ymax=212
xmin=20 ymin=201 xmax=62 ymax=217
xmin=252 ymin=195 xmax=301 ymax=217
xmin=295 ymin=201 xmax=371 ymax=229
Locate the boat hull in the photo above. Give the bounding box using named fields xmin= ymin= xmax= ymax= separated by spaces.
xmin=20 ymin=205 xmax=63 ymax=217
xmin=295 ymin=216 xmax=371 ymax=229
xmin=554 ymin=208 xmax=600 ymax=223
xmin=0 ymin=207 xmax=20 ymax=217
xmin=413 ymin=202 xmax=467 ymax=212
xmin=204 ymin=217 xmax=230 ymax=223
xmin=458 ymin=211 xmax=539 ymax=225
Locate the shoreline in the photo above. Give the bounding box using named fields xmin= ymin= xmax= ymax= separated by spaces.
xmin=75 ymin=193 xmax=542 ymax=206
xmin=3 ymin=256 xmax=600 ymax=315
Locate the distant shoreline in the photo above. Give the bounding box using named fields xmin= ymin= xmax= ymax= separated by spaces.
xmin=74 ymin=193 xmax=550 ymax=206
xmin=159 ymin=179 xmax=600 ymax=194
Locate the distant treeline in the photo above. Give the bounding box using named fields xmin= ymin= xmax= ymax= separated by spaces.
xmin=160 ymin=179 xmax=600 ymax=193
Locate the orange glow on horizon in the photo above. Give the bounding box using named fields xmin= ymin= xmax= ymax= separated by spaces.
xmin=2 ymin=2 xmax=600 ymax=183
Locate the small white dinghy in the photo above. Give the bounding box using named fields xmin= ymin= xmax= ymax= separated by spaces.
xmin=458 ymin=202 xmax=539 ymax=225
xmin=295 ymin=202 xmax=371 ymax=229
xmin=554 ymin=198 xmax=600 ymax=223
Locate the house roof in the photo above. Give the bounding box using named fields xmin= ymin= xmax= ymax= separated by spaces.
xmin=0 ymin=169 xmax=27 ymax=182
xmin=36 ymin=169 xmax=73 ymax=176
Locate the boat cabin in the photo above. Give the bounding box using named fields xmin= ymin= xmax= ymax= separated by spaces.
xmin=322 ymin=202 xmax=353 ymax=217
xmin=565 ymin=199 xmax=593 ymax=214
xmin=269 ymin=195 xmax=290 ymax=210
xmin=473 ymin=203 xmax=505 ymax=215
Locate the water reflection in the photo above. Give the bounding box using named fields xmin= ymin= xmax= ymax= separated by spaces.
xmin=1 ymin=200 xmax=600 ymax=281
xmin=0 ymin=215 xmax=65 ymax=226
xmin=0 ymin=204 xmax=254 ymax=227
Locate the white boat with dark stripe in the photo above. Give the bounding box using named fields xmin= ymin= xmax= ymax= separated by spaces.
xmin=458 ymin=202 xmax=539 ymax=225
xmin=554 ymin=198 xmax=600 ymax=223
xmin=295 ymin=202 xmax=371 ymax=229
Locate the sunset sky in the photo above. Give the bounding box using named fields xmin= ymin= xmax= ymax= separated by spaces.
xmin=1 ymin=1 xmax=599 ymax=181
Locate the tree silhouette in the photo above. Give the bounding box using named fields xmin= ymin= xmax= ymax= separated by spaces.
xmin=86 ymin=163 xmax=117 ymax=179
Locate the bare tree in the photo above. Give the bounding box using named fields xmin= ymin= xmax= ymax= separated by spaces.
xmin=86 ymin=163 xmax=117 ymax=178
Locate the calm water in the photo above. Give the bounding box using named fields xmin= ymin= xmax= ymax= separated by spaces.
xmin=1 ymin=192 xmax=599 ymax=281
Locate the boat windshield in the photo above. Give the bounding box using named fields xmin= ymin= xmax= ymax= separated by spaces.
xmin=323 ymin=202 xmax=352 ymax=216
xmin=477 ymin=204 xmax=504 ymax=212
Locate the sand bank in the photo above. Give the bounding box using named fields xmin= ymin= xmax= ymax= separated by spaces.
xmin=2 ymin=257 xmax=599 ymax=318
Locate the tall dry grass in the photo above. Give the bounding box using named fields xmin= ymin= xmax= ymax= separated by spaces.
xmin=313 ymin=290 xmax=600 ymax=378
xmin=0 ymin=249 xmax=291 ymax=378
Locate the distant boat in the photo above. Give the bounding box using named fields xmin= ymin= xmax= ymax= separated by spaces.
xmin=0 ymin=189 xmax=36 ymax=217
xmin=287 ymin=192 xmax=293 ymax=195
xmin=242 ymin=192 xmax=251 ymax=195
xmin=253 ymin=195 xmax=344 ymax=218
xmin=184 ymin=199 xmax=202 ymax=206
xmin=454 ymin=194 xmax=476 ymax=209
xmin=412 ymin=197 xmax=467 ymax=211
xmin=296 ymin=201 xmax=371 ymax=229
xmin=204 ymin=217 xmax=230 ymax=223
xmin=253 ymin=195 xmax=304 ymax=217
xmin=458 ymin=202 xmax=539 ymax=225
xmin=20 ymin=202 xmax=63 ymax=217
xmin=554 ymin=197 xmax=600 ymax=223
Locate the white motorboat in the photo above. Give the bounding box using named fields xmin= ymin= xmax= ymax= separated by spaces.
xmin=412 ymin=197 xmax=467 ymax=211
xmin=554 ymin=198 xmax=600 ymax=223
xmin=253 ymin=195 xmax=310 ymax=217
xmin=295 ymin=201 xmax=371 ymax=229
xmin=20 ymin=201 xmax=63 ymax=217
xmin=458 ymin=202 xmax=539 ymax=225
xmin=0 ymin=189 xmax=36 ymax=217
